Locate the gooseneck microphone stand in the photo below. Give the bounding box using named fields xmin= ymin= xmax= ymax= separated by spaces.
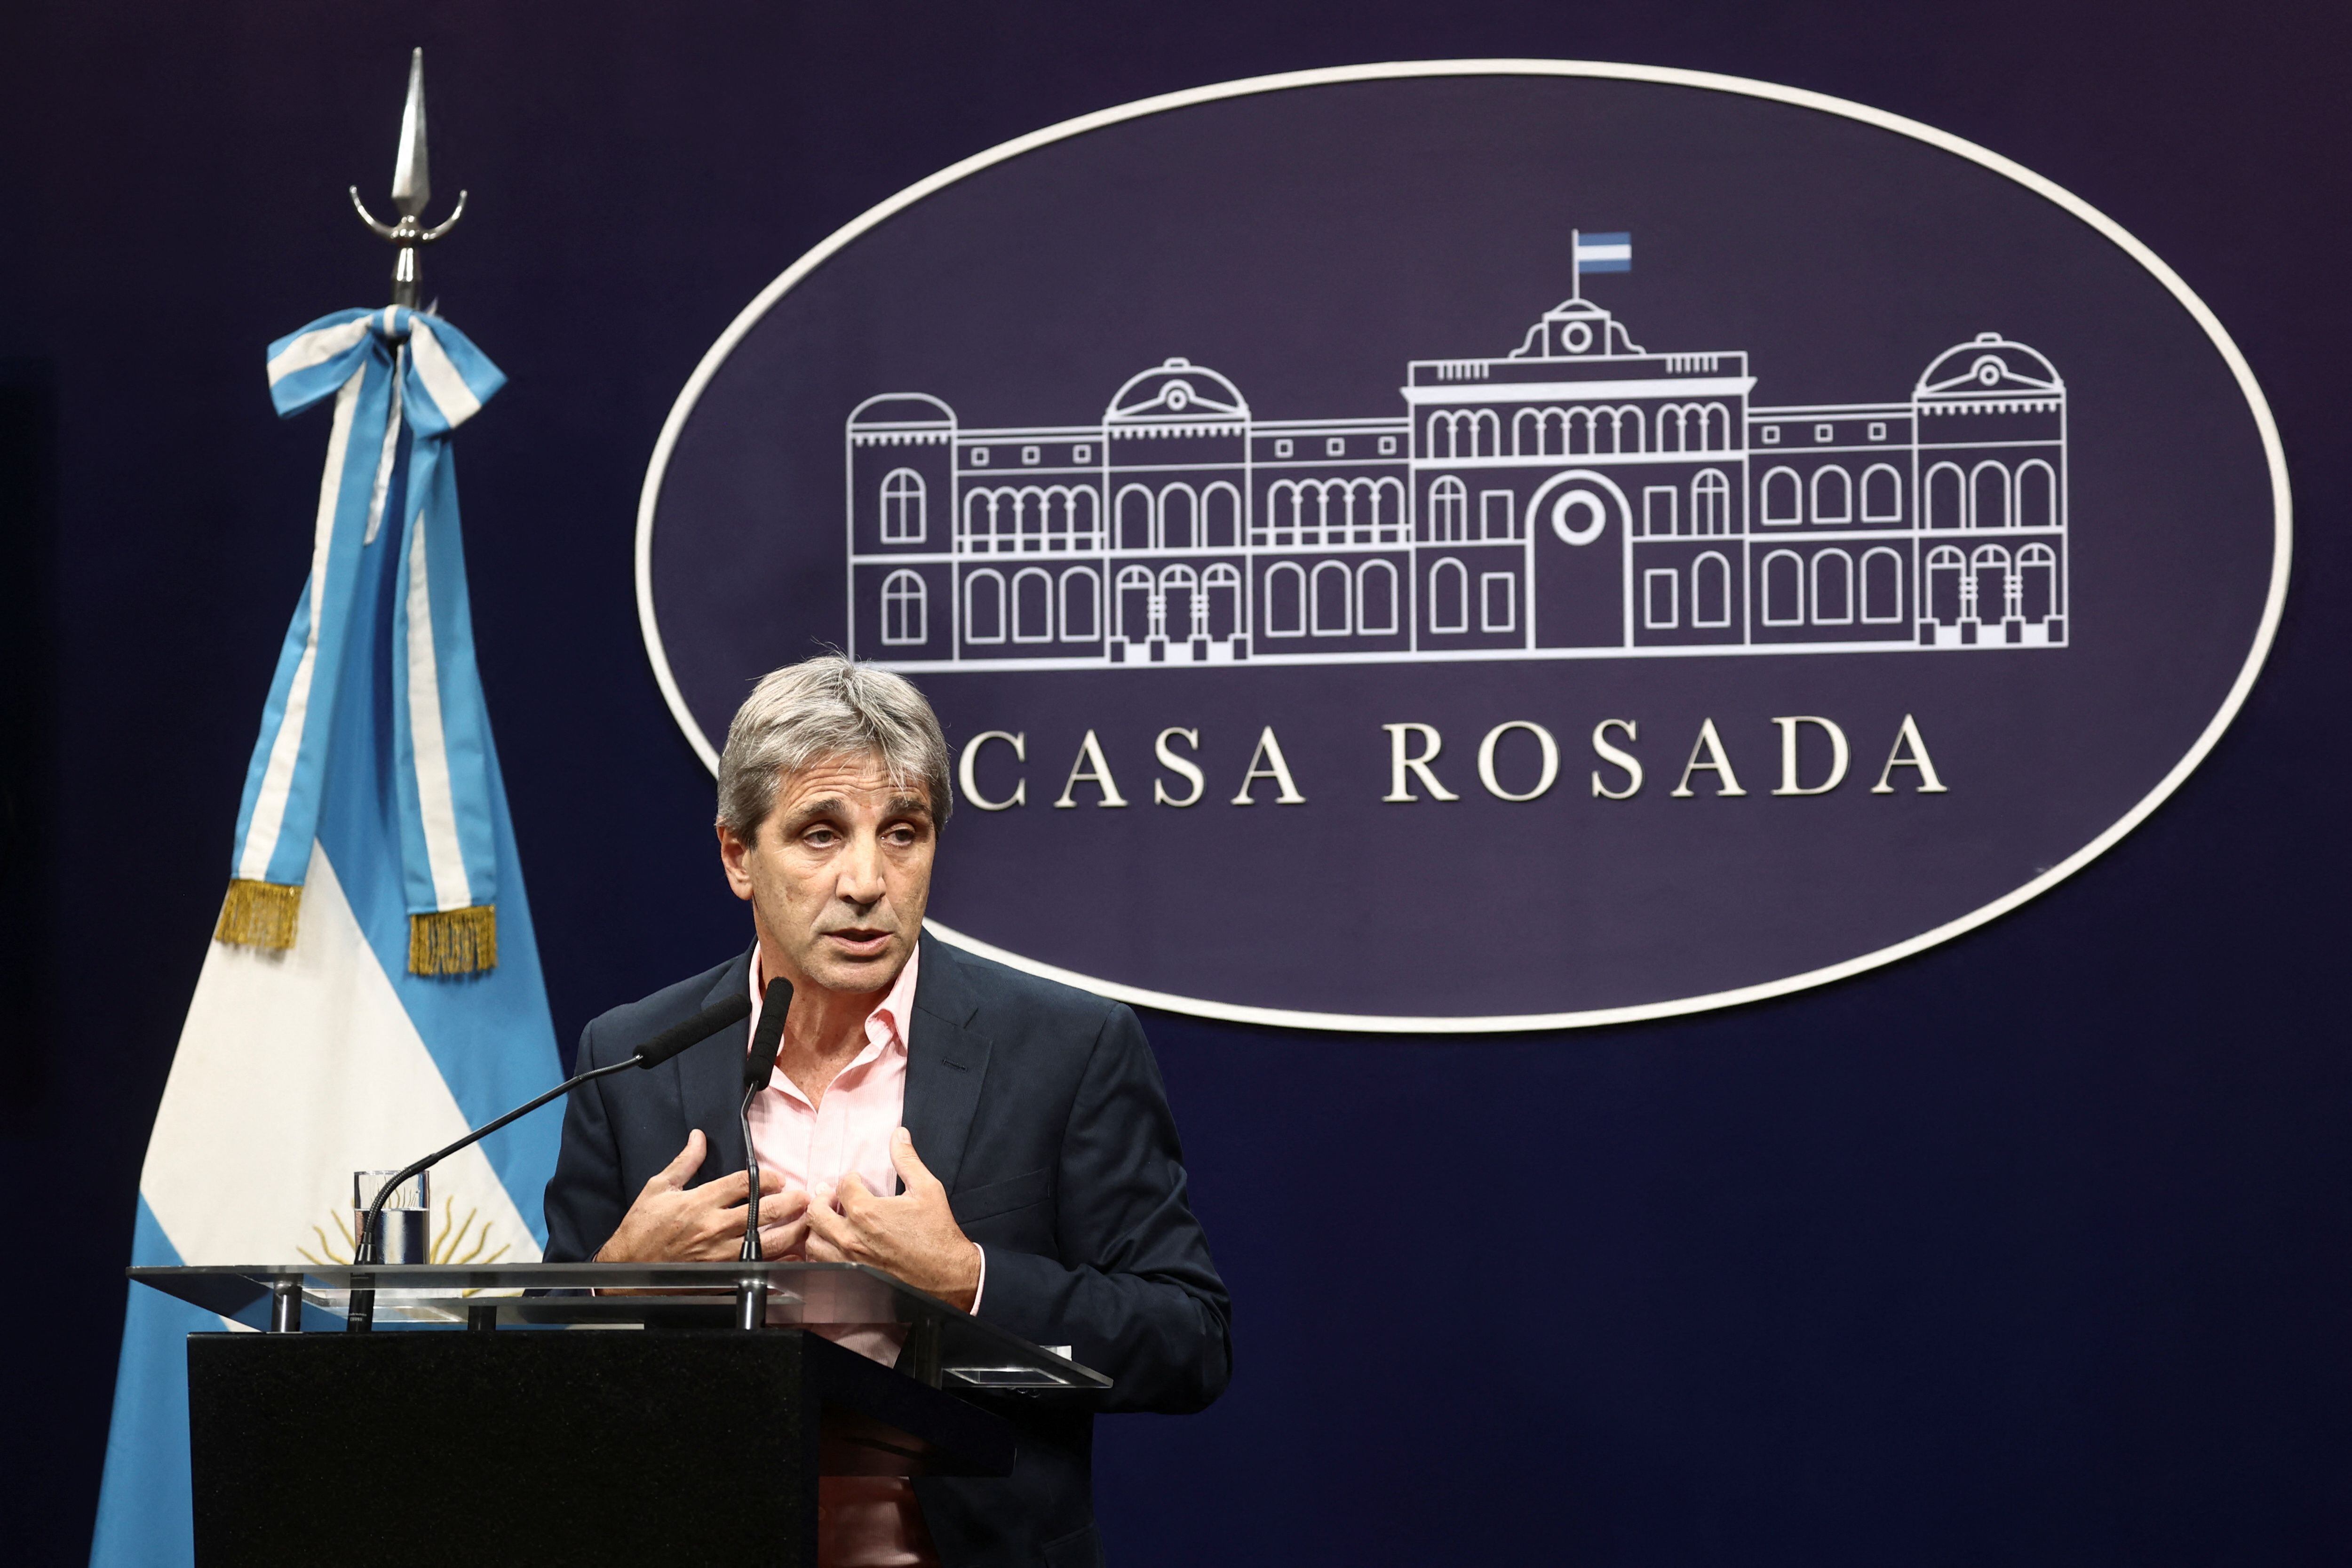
xmin=347 ymin=993 xmax=754 ymax=1329
xmin=735 ymin=978 xmax=793 ymax=1329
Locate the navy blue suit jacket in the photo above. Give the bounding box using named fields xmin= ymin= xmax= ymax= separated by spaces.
xmin=543 ymin=932 xmax=1232 ymax=1568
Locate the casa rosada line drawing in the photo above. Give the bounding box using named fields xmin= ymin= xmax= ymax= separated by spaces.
xmin=843 ymin=289 xmax=2068 ymax=670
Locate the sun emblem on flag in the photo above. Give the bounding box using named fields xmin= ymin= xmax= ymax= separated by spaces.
xmin=297 ymin=1194 xmax=511 ymax=1269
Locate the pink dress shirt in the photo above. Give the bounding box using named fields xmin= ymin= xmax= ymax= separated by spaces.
xmin=746 ymin=944 xmax=921 ymax=1225
xmin=744 ymin=945 xmax=973 ymax=1568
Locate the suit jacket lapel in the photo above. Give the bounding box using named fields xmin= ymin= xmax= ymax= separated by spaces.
xmin=902 ymin=931 xmax=993 ymax=1194
xmin=676 ymin=945 xmax=755 ymax=1183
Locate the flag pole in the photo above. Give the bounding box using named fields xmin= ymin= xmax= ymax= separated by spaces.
xmin=1571 ymin=227 xmax=1581 ymax=303
xmin=348 ymin=48 xmax=467 ymax=308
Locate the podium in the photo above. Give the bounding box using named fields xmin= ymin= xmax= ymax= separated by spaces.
xmin=131 ymin=1262 xmax=1107 ymax=1568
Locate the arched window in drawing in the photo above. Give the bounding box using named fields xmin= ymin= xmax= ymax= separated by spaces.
xmin=1158 ymin=564 xmax=1200 ymax=642
xmin=2016 ymin=460 xmax=2058 ymax=529
xmin=1116 ymin=484 xmax=1154 ymax=551
xmin=1971 ymin=461 xmax=2012 ymax=529
xmin=1058 ymin=567 xmax=1100 ymax=642
xmin=1159 ymin=483 xmax=1198 ymax=550
xmin=1860 ymin=547 xmax=1905 ymax=623
xmin=1608 ymin=405 xmax=1646 ymax=454
xmin=1339 ymin=480 xmax=1369 ymax=541
xmin=1811 ymin=465 xmax=1853 ymax=525
xmin=1761 ymin=549 xmax=1804 ymax=625
xmin=1925 ymin=545 xmax=1966 ymax=622
xmin=1761 ymin=467 xmax=1803 ymax=526
xmin=879 ymin=569 xmax=927 ymax=645
xmin=1860 ymin=463 xmax=1903 ymax=524
xmin=1357 ymin=559 xmax=1399 ymax=635
xmin=1970 ymin=543 xmax=2013 ymax=623
xmin=1514 ymin=407 xmax=1567 ymax=457
xmin=1369 ymin=477 xmax=1407 ymax=543
xmin=1202 ymin=482 xmax=1241 ymax=548
xmin=1657 ymin=401 xmax=1730 ymax=453
xmin=1430 ymin=408 xmax=1499 ymax=459
xmin=2018 ymin=542 xmax=2059 ymax=622
xmin=1924 ymin=462 xmax=1965 ymax=529
xmin=1114 ymin=565 xmax=1155 ymax=642
xmin=1070 ymin=485 xmax=1102 ymax=549
xmin=1567 ymin=406 xmax=1597 ymax=455
xmin=963 ymin=568 xmax=1007 ymax=645
xmin=1011 ymin=567 xmax=1054 ymax=643
xmin=1311 ymin=561 xmax=1352 ymax=637
xmin=1015 ymin=489 xmax=1046 ymax=552
xmin=1263 ymin=562 xmax=1306 ymax=637
xmin=1702 ymin=403 xmax=1732 ymax=450
xmin=1295 ymin=480 xmax=1330 ymax=544
xmin=961 ymin=488 xmax=996 ymax=551
xmin=1655 ymin=404 xmax=1690 ymax=453
xmin=1036 ymin=486 xmax=1085 ymax=552
xmin=1691 ymin=551 xmax=1732 ymax=628
xmin=1429 ymin=476 xmax=1469 ymax=542
xmin=1203 ymin=562 xmax=1242 ymax=639
xmin=1264 ymin=480 xmax=1301 ymax=546
xmin=1428 ymin=558 xmax=1468 ymax=634
xmin=1692 ymin=469 xmax=1732 ymax=536
xmin=1811 ymin=549 xmax=1854 ymax=625
xmin=879 ymin=468 xmax=926 ymax=544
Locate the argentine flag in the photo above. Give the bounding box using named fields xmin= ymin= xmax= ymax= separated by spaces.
xmin=88 ymin=308 xmax=563 ymax=1567
xmin=1575 ymin=231 xmax=1633 ymax=274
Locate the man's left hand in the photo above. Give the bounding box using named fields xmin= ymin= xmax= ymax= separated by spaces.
xmin=805 ymin=1127 xmax=982 ymax=1312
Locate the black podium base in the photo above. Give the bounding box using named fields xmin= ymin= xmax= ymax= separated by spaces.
xmin=187 ymin=1329 xmax=1016 ymax=1568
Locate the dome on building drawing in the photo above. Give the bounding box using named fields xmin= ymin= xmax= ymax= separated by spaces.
xmin=1915 ymin=333 xmax=2063 ymax=399
xmin=1104 ymin=358 xmax=1248 ymax=423
xmin=847 ymin=391 xmax=957 ymax=429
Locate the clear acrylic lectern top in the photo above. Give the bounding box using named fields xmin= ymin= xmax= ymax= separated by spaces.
xmin=129 ymin=1260 xmax=1108 ymax=1392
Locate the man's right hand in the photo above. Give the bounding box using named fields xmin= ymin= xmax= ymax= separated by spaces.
xmin=593 ymin=1130 xmax=811 ymax=1262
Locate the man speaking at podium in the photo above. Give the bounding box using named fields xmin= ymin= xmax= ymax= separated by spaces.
xmin=543 ymin=656 xmax=1231 ymax=1568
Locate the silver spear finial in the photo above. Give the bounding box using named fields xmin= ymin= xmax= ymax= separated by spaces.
xmin=390 ymin=48 xmax=430 ymax=218
xmin=350 ymin=48 xmax=468 ymax=309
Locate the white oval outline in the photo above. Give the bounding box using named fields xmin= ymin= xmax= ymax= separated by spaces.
xmin=635 ymin=58 xmax=2292 ymax=1035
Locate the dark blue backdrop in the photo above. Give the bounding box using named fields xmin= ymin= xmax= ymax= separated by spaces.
xmin=4 ymin=4 xmax=2346 ymax=1564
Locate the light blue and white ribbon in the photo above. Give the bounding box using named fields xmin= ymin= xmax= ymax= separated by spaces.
xmin=223 ymin=307 xmax=507 ymax=968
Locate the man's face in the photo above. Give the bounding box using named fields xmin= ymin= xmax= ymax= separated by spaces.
xmin=718 ymin=751 xmax=936 ymax=998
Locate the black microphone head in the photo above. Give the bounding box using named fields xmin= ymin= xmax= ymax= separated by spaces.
xmin=745 ymin=977 xmax=791 ymax=1092
xmin=633 ymin=993 xmax=753 ymax=1069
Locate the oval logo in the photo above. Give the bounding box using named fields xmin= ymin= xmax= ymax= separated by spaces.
xmin=639 ymin=63 xmax=2288 ymax=1030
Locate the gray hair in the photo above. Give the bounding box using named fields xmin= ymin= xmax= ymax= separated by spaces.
xmin=715 ymin=656 xmax=953 ymax=837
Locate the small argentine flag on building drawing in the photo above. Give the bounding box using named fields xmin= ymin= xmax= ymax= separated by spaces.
xmin=1574 ymin=231 xmax=1633 ymax=273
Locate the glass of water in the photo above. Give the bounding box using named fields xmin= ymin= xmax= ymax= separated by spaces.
xmin=353 ymin=1170 xmax=431 ymax=1264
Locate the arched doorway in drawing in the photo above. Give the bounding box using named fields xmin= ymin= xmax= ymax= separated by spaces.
xmin=1529 ymin=468 xmax=1629 ymax=649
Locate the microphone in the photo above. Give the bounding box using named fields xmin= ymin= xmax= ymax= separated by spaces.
xmin=348 ymin=992 xmax=755 ymax=1324
xmin=635 ymin=995 xmax=757 ymax=1069
xmin=738 ymin=977 xmax=791 ymax=1264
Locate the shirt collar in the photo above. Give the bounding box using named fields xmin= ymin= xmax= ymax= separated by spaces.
xmin=747 ymin=939 xmax=922 ymax=1064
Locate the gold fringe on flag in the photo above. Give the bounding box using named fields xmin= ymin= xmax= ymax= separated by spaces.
xmin=214 ymin=879 xmax=302 ymax=952
xmin=410 ymin=904 xmax=497 ymax=977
